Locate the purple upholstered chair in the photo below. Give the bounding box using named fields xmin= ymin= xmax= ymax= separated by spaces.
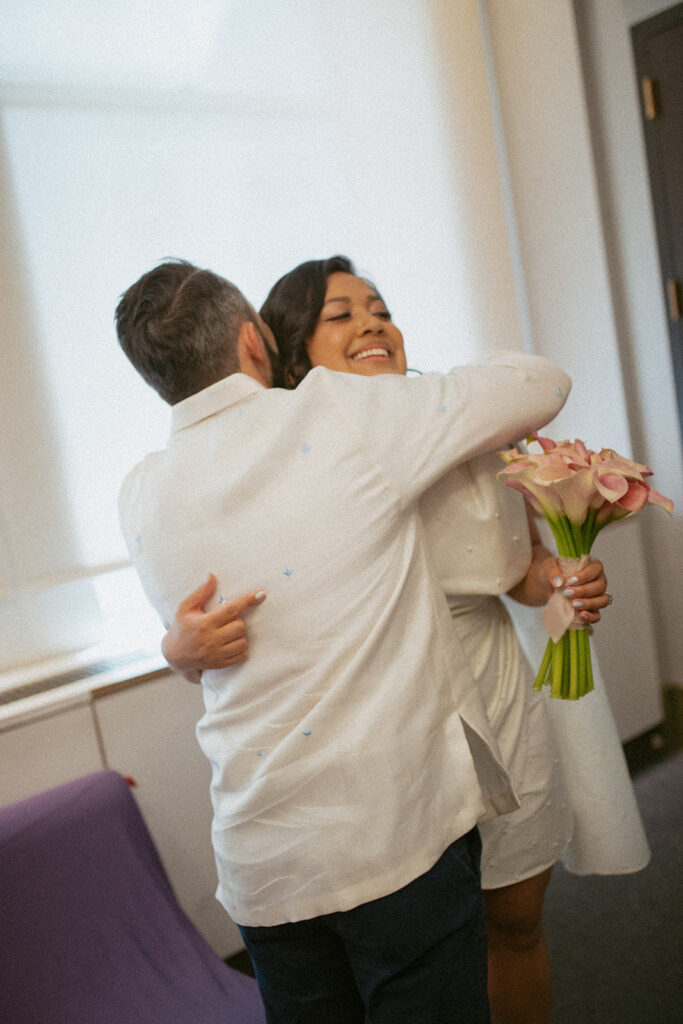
xmin=0 ymin=770 xmax=265 ymax=1023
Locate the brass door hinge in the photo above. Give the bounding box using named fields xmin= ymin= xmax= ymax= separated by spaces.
xmin=641 ymin=77 xmax=658 ymax=120
xmin=667 ymin=279 xmax=681 ymax=323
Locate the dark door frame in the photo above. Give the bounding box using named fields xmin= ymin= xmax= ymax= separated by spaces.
xmin=631 ymin=3 xmax=683 ymax=442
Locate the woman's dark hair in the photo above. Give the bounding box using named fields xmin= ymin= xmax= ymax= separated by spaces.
xmin=260 ymin=255 xmax=355 ymax=388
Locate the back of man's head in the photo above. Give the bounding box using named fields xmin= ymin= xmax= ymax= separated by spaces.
xmin=115 ymin=259 xmax=254 ymax=404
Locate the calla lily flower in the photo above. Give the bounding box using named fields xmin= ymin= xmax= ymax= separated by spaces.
xmin=541 ymin=469 xmax=598 ymax=524
xmin=647 ymin=487 xmax=675 ymax=514
xmin=593 ymin=471 xmax=630 ymax=504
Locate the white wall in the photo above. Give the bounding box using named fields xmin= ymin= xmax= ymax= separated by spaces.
xmin=450 ymin=0 xmax=682 ymax=736
xmin=573 ymin=0 xmax=683 ymax=687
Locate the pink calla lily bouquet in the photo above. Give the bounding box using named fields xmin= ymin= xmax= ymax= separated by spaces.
xmin=497 ymin=434 xmax=673 ymax=700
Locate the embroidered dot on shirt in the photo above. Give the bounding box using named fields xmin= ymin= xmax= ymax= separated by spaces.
xmin=219 ymin=595 xmax=226 ymax=604
xmin=257 ymin=750 xmax=264 ymax=757
xmin=439 ymin=405 xmax=447 ymax=414
xmin=301 ymin=443 xmax=311 ymax=453
xmin=303 ymin=730 xmax=312 ymax=737
xmin=555 ymin=387 xmax=564 ymax=396
xmin=135 ymin=534 xmax=141 ymax=544
xmin=284 ymin=567 xmax=293 ymax=577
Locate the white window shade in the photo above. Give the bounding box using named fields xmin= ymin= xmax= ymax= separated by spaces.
xmin=0 ymin=0 xmax=492 ymax=678
xmin=0 ymin=0 xmax=328 ymax=96
xmin=0 ymin=0 xmax=340 ymax=674
xmin=1 ymin=97 xmax=348 ymax=574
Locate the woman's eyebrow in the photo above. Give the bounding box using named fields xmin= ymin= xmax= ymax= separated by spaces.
xmin=323 ymin=292 xmax=383 ymax=306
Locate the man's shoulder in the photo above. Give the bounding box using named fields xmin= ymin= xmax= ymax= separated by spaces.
xmin=117 ymin=449 xmax=163 ymax=509
xmin=294 ymin=365 xmax=411 ymax=400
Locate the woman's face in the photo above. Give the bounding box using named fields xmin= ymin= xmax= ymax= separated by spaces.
xmin=306 ymin=272 xmax=407 ymax=377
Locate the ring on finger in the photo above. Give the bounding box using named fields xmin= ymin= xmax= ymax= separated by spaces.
xmin=606 ymin=591 xmax=613 ymax=606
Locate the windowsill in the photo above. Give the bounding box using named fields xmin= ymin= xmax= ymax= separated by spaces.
xmin=0 ymin=646 xmax=170 ymax=729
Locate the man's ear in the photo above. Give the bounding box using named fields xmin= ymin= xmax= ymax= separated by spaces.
xmin=238 ymin=321 xmax=271 ymax=385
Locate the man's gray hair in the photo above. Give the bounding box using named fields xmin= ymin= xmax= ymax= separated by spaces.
xmin=115 ymin=259 xmax=253 ymax=404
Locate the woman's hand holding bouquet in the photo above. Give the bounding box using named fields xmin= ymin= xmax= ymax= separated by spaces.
xmin=498 ymin=434 xmax=673 ymax=699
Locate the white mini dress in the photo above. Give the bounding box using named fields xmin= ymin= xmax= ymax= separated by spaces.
xmin=420 ymin=453 xmax=650 ymax=889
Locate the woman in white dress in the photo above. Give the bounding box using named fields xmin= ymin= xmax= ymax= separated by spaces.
xmin=162 ymin=256 xmax=647 ymax=1024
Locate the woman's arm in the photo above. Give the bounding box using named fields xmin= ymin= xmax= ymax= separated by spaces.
xmin=507 ymin=509 xmax=609 ymax=624
xmin=161 ymin=574 xmax=266 ymax=683
xmin=164 ymin=507 xmax=610 ymax=683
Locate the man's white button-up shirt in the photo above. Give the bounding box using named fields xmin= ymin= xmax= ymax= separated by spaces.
xmin=119 ymin=352 xmax=570 ymax=926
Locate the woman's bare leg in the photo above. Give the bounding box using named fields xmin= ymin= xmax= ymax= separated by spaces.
xmin=483 ymin=866 xmax=554 ymax=1024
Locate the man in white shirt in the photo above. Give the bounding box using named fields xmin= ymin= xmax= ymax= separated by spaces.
xmin=116 ymin=259 xmax=571 ymax=1024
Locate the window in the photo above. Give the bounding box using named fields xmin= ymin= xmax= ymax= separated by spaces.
xmin=1 ymin=0 xmax=473 ymax=682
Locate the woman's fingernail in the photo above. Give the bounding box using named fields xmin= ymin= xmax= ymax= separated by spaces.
xmin=255 ymin=591 xmax=267 ymax=601
xmin=552 ymin=577 xmax=563 ymax=588
xmin=572 ymin=599 xmax=585 ymax=609
xmin=563 ymin=588 xmax=575 ymax=598
xmin=568 ymin=576 xmax=579 ymax=585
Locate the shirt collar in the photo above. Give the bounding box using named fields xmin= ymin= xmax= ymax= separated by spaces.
xmin=170 ymin=373 xmax=265 ymax=434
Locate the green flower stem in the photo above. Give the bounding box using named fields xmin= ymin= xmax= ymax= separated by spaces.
xmin=533 ymin=639 xmax=553 ymax=691
xmin=567 ymin=629 xmax=575 ymax=700
xmin=569 ymin=520 xmax=585 ymax=561
xmin=583 ymin=508 xmax=599 ymax=550
xmin=583 ymin=629 xmax=594 ymax=694
xmin=535 ymin=514 xmax=596 ymax=700
xmin=547 ymin=515 xmax=576 ymax=558
xmin=552 ymin=633 xmax=564 ymax=698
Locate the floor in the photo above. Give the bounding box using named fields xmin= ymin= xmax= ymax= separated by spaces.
xmin=227 ymin=720 xmax=683 ymax=1022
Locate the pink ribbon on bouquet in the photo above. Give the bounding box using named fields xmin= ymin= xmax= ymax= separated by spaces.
xmin=542 ymin=555 xmax=594 ymax=644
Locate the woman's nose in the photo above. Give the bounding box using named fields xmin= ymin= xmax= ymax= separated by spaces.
xmin=358 ymin=310 xmax=383 ymax=333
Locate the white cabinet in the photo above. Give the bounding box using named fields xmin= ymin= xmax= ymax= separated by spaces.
xmin=0 ymin=671 xmax=244 ymax=959
xmin=0 ymin=700 xmax=103 ymax=807
xmin=92 ymin=671 xmax=244 ymax=958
